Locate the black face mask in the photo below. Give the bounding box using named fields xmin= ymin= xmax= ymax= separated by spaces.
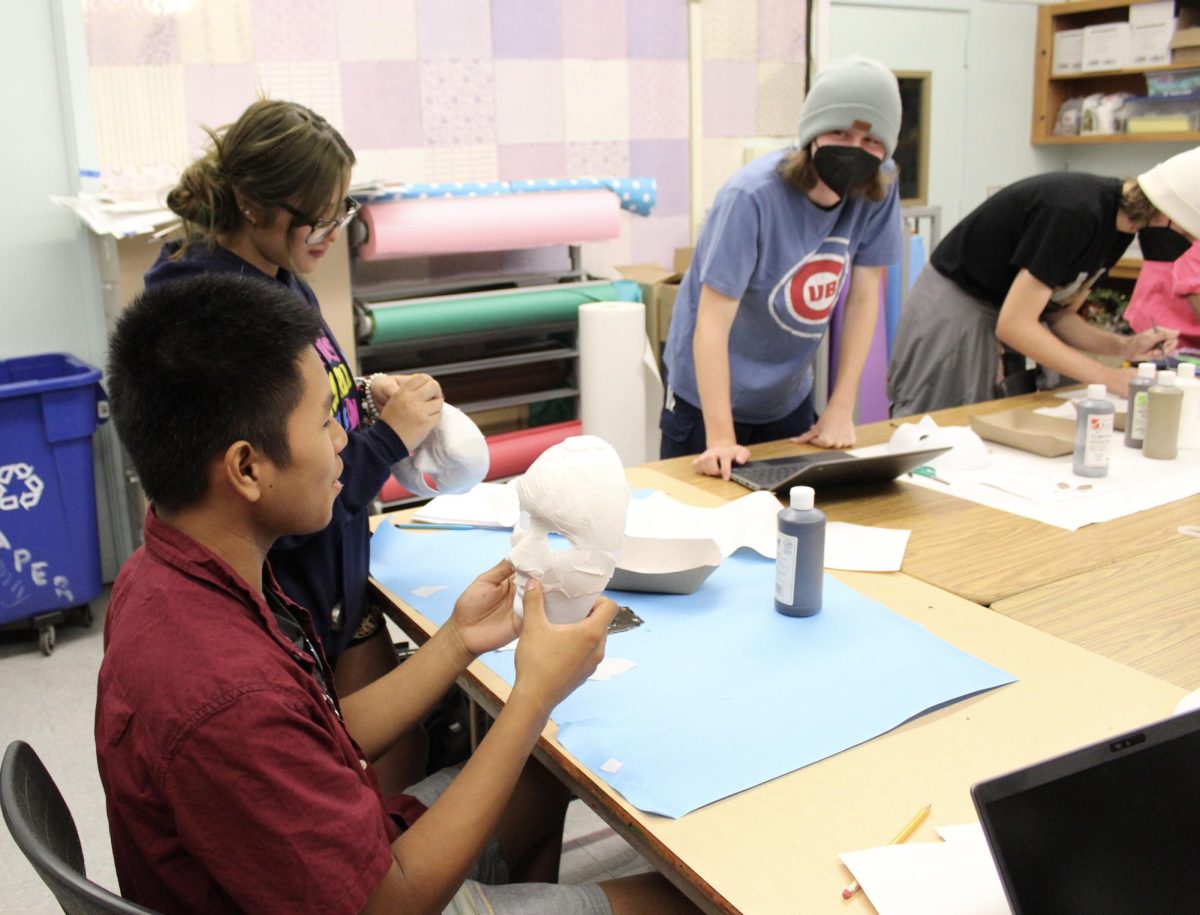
xmin=1138 ymin=226 xmax=1191 ymax=263
xmin=812 ymin=145 xmax=881 ymax=199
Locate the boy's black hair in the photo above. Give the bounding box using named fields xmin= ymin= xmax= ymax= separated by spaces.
xmin=107 ymin=273 xmax=324 ymax=512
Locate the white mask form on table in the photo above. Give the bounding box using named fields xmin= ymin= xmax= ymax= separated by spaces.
xmin=391 ymin=404 xmax=490 ymax=497
xmin=507 ymin=435 xmax=629 ymax=624
xmin=888 ymin=414 xmax=991 ymax=471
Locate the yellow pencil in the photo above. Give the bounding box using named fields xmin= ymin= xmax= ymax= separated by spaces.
xmin=841 ymin=804 xmax=931 ymax=900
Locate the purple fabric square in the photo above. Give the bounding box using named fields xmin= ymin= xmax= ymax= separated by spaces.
xmin=566 ymin=141 xmax=630 ymax=177
xmin=492 ymin=0 xmax=562 ymax=58
xmin=341 ymin=62 xmax=423 ymax=150
xmin=183 ymin=65 xmax=258 ymax=152
xmin=758 ymin=0 xmax=806 ymax=62
xmin=703 ymin=61 xmax=757 ymax=137
xmin=85 ymin=2 xmax=179 ymax=66
xmin=416 ymin=0 xmax=492 ymax=59
xmin=626 ymin=0 xmax=687 ymax=59
xmin=419 ymin=60 xmax=497 ymax=146
xmin=629 ymin=60 xmax=688 ymax=139
xmin=629 ymin=139 xmax=688 ymax=218
xmin=249 ymin=0 xmax=338 ymax=61
xmin=562 ymin=0 xmax=628 ymax=59
xmin=630 ymin=214 xmax=690 ymax=270
xmin=497 ymin=143 xmax=569 ymax=181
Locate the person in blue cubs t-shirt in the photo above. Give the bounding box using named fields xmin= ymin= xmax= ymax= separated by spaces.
xmin=660 ymin=56 xmax=903 ymax=479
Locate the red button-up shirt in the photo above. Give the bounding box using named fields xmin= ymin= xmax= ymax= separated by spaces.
xmin=96 ymin=511 xmax=400 ymax=914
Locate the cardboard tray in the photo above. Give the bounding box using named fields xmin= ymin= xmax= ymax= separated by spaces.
xmin=969 ymin=409 xmax=1077 ymax=458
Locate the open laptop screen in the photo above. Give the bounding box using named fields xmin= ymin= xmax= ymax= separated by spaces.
xmin=972 ymin=709 xmax=1200 ymax=915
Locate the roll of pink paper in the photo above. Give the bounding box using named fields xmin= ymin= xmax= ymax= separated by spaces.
xmin=358 ymin=191 xmax=621 ymax=260
xmin=379 ymin=420 xmax=582 ymax=502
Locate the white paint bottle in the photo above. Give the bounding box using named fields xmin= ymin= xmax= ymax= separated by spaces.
xmin=1174 ymin=362 xmax=1200 ymax=450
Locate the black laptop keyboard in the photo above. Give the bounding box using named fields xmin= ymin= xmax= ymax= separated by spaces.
xmin=731 ymin=461 xmax=808 ymax=490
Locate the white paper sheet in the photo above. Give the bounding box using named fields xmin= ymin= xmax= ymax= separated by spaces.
xmin=623 ymin=489 xmax=780 ymax=558
xmin=839 ymin=823 xmax=1011 ymax=915
xmin=825 ymin=522 xmax=910 ymax=571
xmin=414 ymin=485 xmax=911 ymax=571
xmin=411 ymin=482 xmax=520 ymax=527
xmin=855 ymin=437 xmax=1200 ymax=531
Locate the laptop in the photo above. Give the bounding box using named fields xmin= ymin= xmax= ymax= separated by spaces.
xmin=729 ymin=445 xmax=951 ymax=493
xmin=971 ymin=709 xmax=1200 ymax=915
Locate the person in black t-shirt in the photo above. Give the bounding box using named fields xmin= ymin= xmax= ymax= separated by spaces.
xmin=888 ymin=168 xmax=1185 ymax=416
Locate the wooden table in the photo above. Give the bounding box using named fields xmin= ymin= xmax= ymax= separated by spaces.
xmin=992 ymin=538 xmax=1200 ymax=690
xmin=644 ymin=391 xmax=1200 ymax=608
xmin=370 ymin=469 xmax=1187 ymax=914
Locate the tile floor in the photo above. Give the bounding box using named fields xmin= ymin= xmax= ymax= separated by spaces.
xmin=0 ymin=589 xmax=648 ymax=912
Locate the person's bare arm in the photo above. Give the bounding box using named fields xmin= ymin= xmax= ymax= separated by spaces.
xmin=1188 ymin=293 xmax=1200 ymax=322
xmin=360 ymin=584 xmax=618 ymax=915
xmin=691 ymin=284 xmax=751 ymax=479
xmin=995 ymin=269 xmax=1134 ymax=393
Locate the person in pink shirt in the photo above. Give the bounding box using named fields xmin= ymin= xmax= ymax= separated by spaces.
xmin=1124 ymin=234 xmax=1200 ymax=352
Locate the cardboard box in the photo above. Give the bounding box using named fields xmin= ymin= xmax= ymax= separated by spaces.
xmin=969 ymin=409 xmax=1076 ymax=457
xmin=616 ymin=247 xmax=693 ymax=366
xmin=970 ymin=405 xmax=1126 ymax=457
xmin=1171 ymin=26 xmax=1200 ymax=65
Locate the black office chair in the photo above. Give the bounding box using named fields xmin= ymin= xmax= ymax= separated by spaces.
xmin=1 ymin=741 xmax=158 ymax=914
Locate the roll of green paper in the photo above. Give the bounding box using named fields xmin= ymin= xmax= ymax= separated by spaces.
xmin=366 ymin=280 xmax=642 ymax=344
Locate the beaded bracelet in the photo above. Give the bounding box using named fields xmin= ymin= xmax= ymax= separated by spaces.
xmin=355 ymin=373 xmax=388 ymax=425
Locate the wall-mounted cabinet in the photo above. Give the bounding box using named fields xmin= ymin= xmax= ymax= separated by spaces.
xmin=1033 ymin=0 xmax=1200 ymax=145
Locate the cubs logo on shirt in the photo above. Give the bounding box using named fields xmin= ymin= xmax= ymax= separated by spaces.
xmin=768 ymin=236 xmax=851 ymax=338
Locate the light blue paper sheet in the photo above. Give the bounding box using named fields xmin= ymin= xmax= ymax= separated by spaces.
xmin=371 ymin=522 xmax=1015 ymax=818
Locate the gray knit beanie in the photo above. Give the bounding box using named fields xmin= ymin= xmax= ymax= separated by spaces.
xmin=797 ymin=56 xmax=902 ymax=159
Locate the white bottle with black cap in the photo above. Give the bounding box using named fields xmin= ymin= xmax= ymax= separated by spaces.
xmin=775 ymin=485 xmax=825 ymax=617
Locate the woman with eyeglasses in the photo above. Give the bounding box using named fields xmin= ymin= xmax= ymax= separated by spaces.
xmin=145 ymin=98 xmax=441 ymax=793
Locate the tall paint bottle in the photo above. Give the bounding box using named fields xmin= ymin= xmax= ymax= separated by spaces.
xmin=1175 ymin=362 xmax=1200 ymax=450
xmin=1072 ymin=384 xmax=1114 ymax=478
xmin=1144 ymin=370 xmax=1183 ymax=460
xmin=1124 ymin=362 xmax=1157 ymax=448
xmin=774 ymin=485 xmax=825 ymax=617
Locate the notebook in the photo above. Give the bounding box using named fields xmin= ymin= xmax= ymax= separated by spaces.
xmin=729 ymin=446 xmax=951 ymax=493
xmin=971 ymin=709 xmax=1200 ymax=915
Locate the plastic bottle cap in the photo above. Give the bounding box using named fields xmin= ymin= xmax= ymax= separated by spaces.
xmin=789 ymin=485 xmax=815 ymax=510
xmin=1138 ymin=362 xmax=1158 ymax=378
xmin=1157 ymin=370 xmax=1177 ymax=386
xmin=1180 ymin=363 xmax=1197 ymax=380
xmin=1086 ymin=383 xmax=1107 ymax=400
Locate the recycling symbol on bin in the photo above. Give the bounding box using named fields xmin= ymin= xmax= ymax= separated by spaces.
xmin=0 ymin=463 xmax=44 ymax=511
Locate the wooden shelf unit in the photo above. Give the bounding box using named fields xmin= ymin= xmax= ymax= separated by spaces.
xmin=1033 ymin=0 xmax=1200 ymax=145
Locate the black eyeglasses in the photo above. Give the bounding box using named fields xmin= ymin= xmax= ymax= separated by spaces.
xmin=279 ymin=196 xmax=360 ymax=245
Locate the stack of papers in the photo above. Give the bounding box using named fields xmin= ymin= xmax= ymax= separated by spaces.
xmin=840 ymin=823 xmax=1010 ymax=914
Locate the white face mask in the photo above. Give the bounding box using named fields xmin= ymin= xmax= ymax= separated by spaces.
xmin=391 ymin=404 xmax=489 ymax=497
xmin=507 ymin=436 xmax=629 ymax=624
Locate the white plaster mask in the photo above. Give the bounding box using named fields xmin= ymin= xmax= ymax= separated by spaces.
xmin=508 ymin=435 xmax=629 ymax=624
xmin=888 ymin=415 xmax=991 ymax=471
xmin=391 ymin=404 xmax=490 ymax=497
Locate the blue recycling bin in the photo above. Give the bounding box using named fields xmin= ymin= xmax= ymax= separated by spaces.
xmin=0 ymin=353 xmax=107 ymax=654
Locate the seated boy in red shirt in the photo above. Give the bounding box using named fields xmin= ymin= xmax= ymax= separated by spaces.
xmin=97 ymin=273 xmax=695 ymax=915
